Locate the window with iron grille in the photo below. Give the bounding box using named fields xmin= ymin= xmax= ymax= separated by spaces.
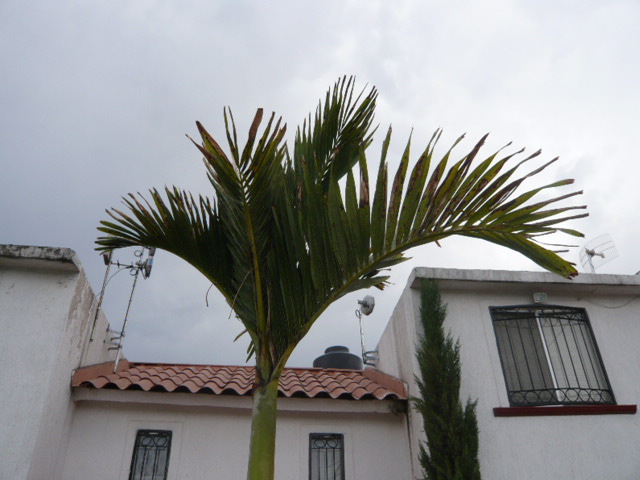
xmin=490 ymin=305 xmax=614 ymax=407
xmin=309 ymin=433 xmax=344 ymax=480
xmin=128 ymin=430 xmax=172 ymax=480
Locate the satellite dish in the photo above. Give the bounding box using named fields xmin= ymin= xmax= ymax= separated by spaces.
xmin=358 ymin=295 xmax=375 ymax=316
xmin=355 ymin=295 xmax=377 ymax=366
xmin=579 ymin=234 xmax=618 ymax=273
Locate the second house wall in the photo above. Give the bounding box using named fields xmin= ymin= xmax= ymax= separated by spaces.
xmin=445 ymin=285 xmax=640 ymax=480
xmin=379 ymin=273 xmax=640 ymax=480
xmin=61 ymin=395 xmax=412 ymax=480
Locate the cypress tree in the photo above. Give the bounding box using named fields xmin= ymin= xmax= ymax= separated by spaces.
xmin=413 ymin=279 xmax=482 ymax=480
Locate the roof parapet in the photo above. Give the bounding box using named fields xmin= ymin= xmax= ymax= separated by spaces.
xmin=0 ymin=244 xmax=81 ymax=272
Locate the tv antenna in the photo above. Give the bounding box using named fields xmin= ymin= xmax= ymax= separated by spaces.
xmin=355 ymin=295 xmax=378 ymax=366
xmin=579 ymin=235 xmax=618 ymax=273
xmin=88 ymin=247 xmax=157 ymax=372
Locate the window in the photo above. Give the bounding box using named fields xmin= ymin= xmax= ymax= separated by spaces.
xmin=490 ymin=305 xmax=614 ymax=407
xmin=129 ymin=430 xmax=172 ymax=480
xmin=309 ymin=433 xmax=344 ymax=480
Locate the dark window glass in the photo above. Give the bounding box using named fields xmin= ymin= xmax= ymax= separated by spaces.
xmin=129 ymin=430 xmax=172 ymax=480
xmin=491 ymin=306 xmax=614 ymax=406
xmin=310 ymin=433 xmax=344 ymax=480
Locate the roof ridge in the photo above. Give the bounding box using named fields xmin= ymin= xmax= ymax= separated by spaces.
xmin=128 ymin=362 xmax=367 ymax=373
xmin=129 ymin=362 xmax=256 ymax=369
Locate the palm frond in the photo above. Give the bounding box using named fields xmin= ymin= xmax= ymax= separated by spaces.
xmin=97 ymin=188 xmax=238 ymax=306
xmin=278 ymin=129 xmax=586 ymax=369
xmin=97 ymin=77 xmax=587 ymax=374
xmin=294 ymin=76 xmax=377 ymax=190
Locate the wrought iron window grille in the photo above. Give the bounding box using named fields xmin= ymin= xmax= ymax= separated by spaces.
xmin=128 ymin=430 xmax=172 ymax=480
xmin=490 ymin=305 xmax=615 ymax=407
xmin=309 ymin=433 xmax=345 ymax=480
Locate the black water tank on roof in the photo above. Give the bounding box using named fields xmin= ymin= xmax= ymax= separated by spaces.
xmin=313 ymin=346 xmax=363 ymax=370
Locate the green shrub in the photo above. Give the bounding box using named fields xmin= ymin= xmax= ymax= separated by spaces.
xmin=413 ymin=279 xmax=481 ymax=480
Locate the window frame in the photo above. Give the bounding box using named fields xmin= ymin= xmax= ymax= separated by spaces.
xmin=309 ymin=432 xmax=345 ymax=480
xmin=128 ymin=429 xmax=172 ymax=480
xmin=490 ymin=304 xmax=615 ymax=407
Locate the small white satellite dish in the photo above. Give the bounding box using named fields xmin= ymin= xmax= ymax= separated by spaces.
xmin=355 ymin=295 xmax=377 ymax=366
xmin=358 ymin=295 xmax=375 ymax=316
xmin=579 ymin=234 xmax=618 ymax=273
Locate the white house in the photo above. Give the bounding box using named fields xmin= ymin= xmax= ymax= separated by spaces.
xmin=0 ymin=245 xmax=411 ymax=480
xmin=64 ymin=361 xmax=409 ymax=480
xmin=376 ymin=267 xmax=640 ymax=480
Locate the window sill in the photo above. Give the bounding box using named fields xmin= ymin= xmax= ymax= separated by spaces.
xmin=493 ymin=404 xmax=637 ymax=417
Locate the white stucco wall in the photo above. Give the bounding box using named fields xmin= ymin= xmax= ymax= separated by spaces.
xmin=0 ymin=245 xmax=115 ymax=480
xmin=376 ymin=267 xmax=640 ymax=480
xmin=62 ymin=390 xmax=412 ymax=480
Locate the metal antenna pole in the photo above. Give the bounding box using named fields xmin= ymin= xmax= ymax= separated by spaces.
xmin=89 ymin=260 xmax=112 ymax=343
xmin=585 ymin=249 xmax=596 ymax=273
xmin=113 ymin=267 xmax=141 ymax=373
xmin=356 ymin=309 xmax=367 ymax=362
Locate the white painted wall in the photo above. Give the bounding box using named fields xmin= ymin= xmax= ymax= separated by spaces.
xmin=0 ymin=245 xmax=115 ymax=480
xmin=377 ymin=268 xmax=640 ymax=480
xmin=62 ymin=390 xmax=412 ymax=480
xmin=375 ymin=275 xmax=422 ymax=479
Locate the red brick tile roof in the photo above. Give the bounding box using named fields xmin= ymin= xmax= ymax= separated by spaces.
xmin=72 ymin=361 xmax=407 ymax=401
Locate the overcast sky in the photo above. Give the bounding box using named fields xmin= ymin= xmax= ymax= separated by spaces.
xmin=2 ymin=0 xmax=639 ymax=368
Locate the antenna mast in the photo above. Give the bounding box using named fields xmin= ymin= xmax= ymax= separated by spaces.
xmin=90 ymin=247 xmax=157 ymax=372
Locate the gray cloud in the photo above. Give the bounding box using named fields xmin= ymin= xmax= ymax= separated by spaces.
xmin=2 ymin=0 xmax=638 ymax=367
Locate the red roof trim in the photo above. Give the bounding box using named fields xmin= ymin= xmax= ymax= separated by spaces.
xmin=72 ymin=363 xmax=407 ymax=401
xmin=70 ymin=360 xmax=130 ymax=386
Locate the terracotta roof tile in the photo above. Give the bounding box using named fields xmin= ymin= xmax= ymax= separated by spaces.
xmin=72 ymin=362 xmax=406 ymax=401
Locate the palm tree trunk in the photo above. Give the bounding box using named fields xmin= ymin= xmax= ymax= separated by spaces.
xmin=246 ymin=371 xmax=279 ymax=480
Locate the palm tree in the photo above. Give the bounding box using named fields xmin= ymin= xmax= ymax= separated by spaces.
xmin=96 ymin=77 xmax=586 ymax=480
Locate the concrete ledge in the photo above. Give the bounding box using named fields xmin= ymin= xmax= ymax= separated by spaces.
xmin=0 ymin=244 xmax=81 ymax=271
xmin=494 ymin=404 xmax=637 ymax=417
xmin=72 ymin=389 xmax=402 ymax=414
xmin=409 ymin=267 xmax=640 ymax=296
